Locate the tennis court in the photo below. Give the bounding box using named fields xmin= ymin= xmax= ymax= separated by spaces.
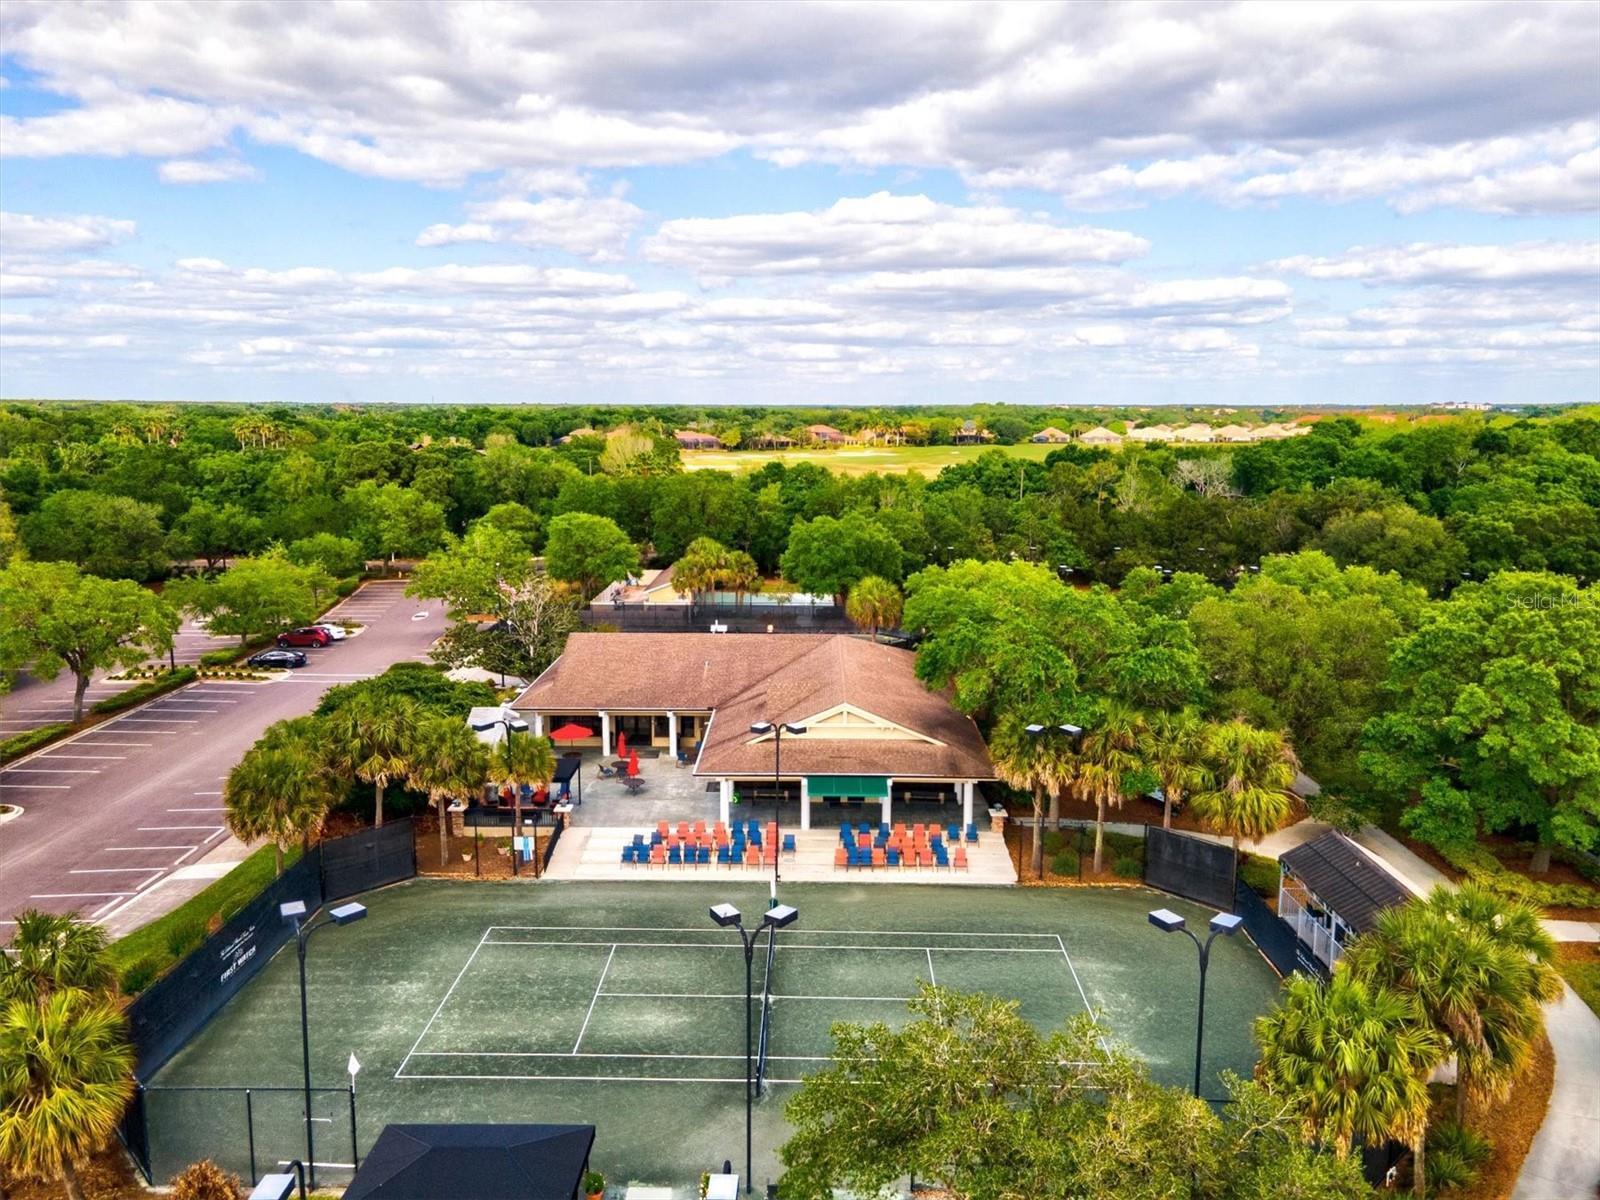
xmin=146 ymin=878 xmax=1281 ymax=1189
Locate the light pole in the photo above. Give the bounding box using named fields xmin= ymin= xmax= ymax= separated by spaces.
xmin=749 ymin=721 xmax=804 ymax=902
xmin=709 ymin=902 xmax=799 ymax=1194
xmin=1024 ymin=723 xmax=1085 ymax=880
xmin=471 ymin=708 xmax=530 ymax=875
xmin=1147 ymin=908 xmax=1243 ymax=1098
xmin=280 ymin=900 xmax=367 ymax=1186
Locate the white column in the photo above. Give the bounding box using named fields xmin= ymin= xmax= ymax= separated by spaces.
xmin=882 ymin=778 xmax=893 ymax=827
xmin=962 ymin=781 xmax=974 ymax=828
xmin=719 ymin=779 xmax=733 ymax=826
xmin=799 ymin=777 xmax=811 ymax=830
xmin=600 ymin=711 xmax=612 ymax=757
xmin=667 ymin=711 xmax=678 ymax=758
xmin=532 ymin=713 xmax=545 ymax=736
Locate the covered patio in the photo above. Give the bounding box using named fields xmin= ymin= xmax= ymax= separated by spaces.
xmin=1277 ymin=831 xmax=1413 ymax=972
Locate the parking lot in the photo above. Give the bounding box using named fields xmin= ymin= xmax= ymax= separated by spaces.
xmin=0 ymin=581 xmax=448 ymax=934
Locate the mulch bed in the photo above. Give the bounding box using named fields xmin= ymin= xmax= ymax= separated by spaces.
xmin=1397 ymin=832 xmax=1600 ymax=921
xmin=3 ymin=1146 xmax=145 ymax=1200
xmin=1450 ymin=1030 xmax=1555 ymax=1200
xmin=412 ymin=812 xmax=549 ymax=879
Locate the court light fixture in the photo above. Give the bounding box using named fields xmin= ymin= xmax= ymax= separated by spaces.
xmin=710 ymin=903 xmax=741 ymax=927
xmin=279 ymin=900 xmax=308 ymax=922
xmin=763 ymin=904 xmax=799 ymax=930
xmin=1147 ymin=907 xmax=1243 ymax=1097
xmin=329 ymin=902 xmax=367 ymax=926
xmin=248 ymin=1164 xmax=305 ymax=1200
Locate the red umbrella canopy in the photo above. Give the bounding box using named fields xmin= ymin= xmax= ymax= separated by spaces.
xmin=616 ymin=731 xmax=628 ymax=757
xmin=627 ymin=750 xmax=641 ymax=777
xmin=548 ymin=722 xmax=593 ymax=742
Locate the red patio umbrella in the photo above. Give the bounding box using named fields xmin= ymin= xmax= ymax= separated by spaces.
xmin=627 ymin=750 xmax=640 ymax=777
xmin=548 ymin=722 xmax=593 ymax=742
xmin=616 ymin=730 xmax=628 ymax=758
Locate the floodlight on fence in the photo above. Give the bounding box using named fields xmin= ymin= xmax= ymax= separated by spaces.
xmin=278 ymin=900 xmax=307 ymax=924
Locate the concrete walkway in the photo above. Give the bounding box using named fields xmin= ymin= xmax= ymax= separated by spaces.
xmin=1511 ymin=982 xmax=1600 ymax=1200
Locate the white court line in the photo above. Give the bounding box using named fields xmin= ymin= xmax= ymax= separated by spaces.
xmin=926 ymin=947 xmax=937 ymax=987
xmin=1055 ymin=934 xmax=1095 ymax=1016
xmin=488 ymin=924 xmax=1061 ymax=938
xmin=398 ymin=1070 xmax=758 ymax=1084
xmin=598 ymin=991 xmax=910 ymax=1002
xmin=396 ymin=929 xmax=492 ymax=1079
xmin=572 ymin=944 xmax=617 ymax=1054
xmin=483 ymin=939 xmax=1062 ymax=953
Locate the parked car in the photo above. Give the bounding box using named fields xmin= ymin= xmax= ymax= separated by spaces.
xmin=248 ymin=648 xmax=307 ymax=669
xmin=277 ymin=627 xmax=332 ymax=648
xmin=312 ymin=623 xmax=348 ymax=641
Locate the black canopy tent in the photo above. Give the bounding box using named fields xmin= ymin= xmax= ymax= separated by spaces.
xmin=343 ymin=1123 xmax=596 ymax=1200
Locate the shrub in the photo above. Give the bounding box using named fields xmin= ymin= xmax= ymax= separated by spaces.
xmin=1239 ymin=854 xmax=1280 ymax=898
xmin=119 ymin=953 xmax=164 ymax=996
xmin=1051 ymin=849 xmax=1079 ymax=876
xmin=1425 ymin=1122 xmax=1491 ymax=1193
xmin=164 ymin=916 xmax=207 ymax=962
xmin=200 ymin=648 xmax=241 ymax=667
xmin=1043 ymin=829 xmax=1067 ymax=856
xmin=170 ymin=1159 xmax=244 ymax=1200
xmin=92 ymin=667 xmax=198 ymax=714
xmin=1112 ymin=855 xmax=1143 ymax=879
xmin=335 ymin=574 xmax=362 ymax=597
xmin=0 ymin=722 xmax=71 ymax=765
xmin=1436 ymin=841 xmax=1600 ymax=910
xmin=583 ymin=1170 xmax=605 ymax=1196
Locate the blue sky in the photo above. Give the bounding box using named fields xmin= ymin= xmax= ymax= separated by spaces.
xmin=1 ymin=2 xmax=1597 ymax=407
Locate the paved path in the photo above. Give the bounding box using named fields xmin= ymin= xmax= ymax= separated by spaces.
xmin=1511 ymin=983 xmax=1600 ymax=1200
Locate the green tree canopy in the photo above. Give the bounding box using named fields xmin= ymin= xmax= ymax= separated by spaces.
xmin=168 ymin=551 xmax=335 ymax=644
xmin=286 ymin=532 xmax=365 ymax=578
xmin=0 ymin=560 xmax=178 ymax=719
xmin=1361 ymin=571 xmax=1600 ymax=872
xmin=780 ymin=512 xmax=904 ymax=598
xmin=543 ymin=511 xmax=639 ymax=600
xmin=21 ymin=489 xmax=169 ymax=581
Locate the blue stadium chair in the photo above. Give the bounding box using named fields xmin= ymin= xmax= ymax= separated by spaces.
xmin=966 ymin=823 xmax=979 ymax=843
xmin=946 ymin=825 xmax=960 ymax=843
xmin=717 ymin=846 xmax=730 ymax=865
xmin=620 ymin=847 xmax=632 ymax=864
xmin=633 ymin=833 xmax=646 ymax=845
xmin=886 ymin=848 xmax=901 ymax=867
xmin=934 ymin=846 xmax=949 ymax=868
xmin=874 ymin=828 xmax=889 ymax=847
xmin=698 ymin=845 xmax=711 ymax=865
xmin=782 ymin=834 xmax=796 ymax=854
xmin=879 ymin=822 xmax=889 ymax=837
xmin=746 ymin=819 xmax=760 ymax=839
xmin=650 ymin=830 xmax=663 ymax=845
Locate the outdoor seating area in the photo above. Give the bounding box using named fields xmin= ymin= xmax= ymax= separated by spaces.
xmin=834 ymin=821 xmax=976 ymax=871
xmin=618 ymin=819 xmax=799 ymax=867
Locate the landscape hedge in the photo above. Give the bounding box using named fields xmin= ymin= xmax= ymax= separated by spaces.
xmin=0 ymin=722 xmax=71 ymax=766
xmin=92 ymin=667 xmax=197 ymax=713
xmin=1438 ymin=841 xmax=1600 ymax=910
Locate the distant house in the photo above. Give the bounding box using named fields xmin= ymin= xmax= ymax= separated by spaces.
xmin=806 ymin=424 xmax=854 ymax=445
xmin=953 ymin=419 xmax=994 ymax=445
xmin=1254 ymin=422 xmax=1297 ymax=440
xmin=1213 ymin=423 xmax=1256 ymax=443
xmin=674 ymin=430 xmax=722 ymax=450
xmin=1031 ymin=426 xmax=1071 ymax=443
xmin=1078 ymin=425 xmax=1123 ymax=446
xmin=558 ymin=426 xmax=597 ymax=444
xmin=1171 ymin=423 xmax=1214 ymax=443
xmin=750 ymin=432 xmax=797 ymax=449
xmin=592 ymin=564 xmax=688 ymax=608
xmin=1125 ymin=424 xmax=1174 ymax=443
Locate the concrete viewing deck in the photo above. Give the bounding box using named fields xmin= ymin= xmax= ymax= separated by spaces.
xmin=544 ymin=826 xmax=1018 ymax=886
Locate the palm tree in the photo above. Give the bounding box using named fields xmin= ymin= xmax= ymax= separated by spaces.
xmin=1256 ymin=971 xmax=1444 ymax=1167
xmin=1138 ymin=708 xmax=1210 ymax=830
xmin=490 ymin=731 xmax=556 ymax=860
xmin=328 ymin=693 xmax=418 ymax=828
xmin=845 ymin=576 xmax=903 ymax=643
xmin=987 ymin=713 xmax=1079 ymax=879
xmin=0 ymin=912 xmax=114 ymax=1006
xmin=723 ymin=550 xmax=761 ymax=610
xmin=1191 ymin=719 xmax=1297 ymax=855
xmin=0 ymin=991 xmax=136 ymax=1200
xmin=675 ymin=537 xmax=728 ymax=607
xmin=1076 ymin=704 xmax=1143 ymax=874
xmin=1346 ymin=885 xmax=1562 ymax=1136
xmin=408 ymin=715 xmax=490 ymax=867
xmin=223 ymin=721 xmax=337 ymax=875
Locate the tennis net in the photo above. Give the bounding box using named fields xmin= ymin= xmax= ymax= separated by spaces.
xmin=755 ymin=924 xmax=778 ymax=1093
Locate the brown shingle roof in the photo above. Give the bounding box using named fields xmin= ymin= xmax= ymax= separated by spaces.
xmin=511 ymin=633 xmax=993 ymax=780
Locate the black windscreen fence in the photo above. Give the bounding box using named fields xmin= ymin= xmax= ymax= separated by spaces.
xmin=320 ymin=818 xmax=416 ymax=902
xmin=120 ymin=820 xmax=417 ymax=1181
xmin=1143 ymin=826 xmax=1237 ymax=911
xmin=1232 ymin=877 xmax=1307 ymax=978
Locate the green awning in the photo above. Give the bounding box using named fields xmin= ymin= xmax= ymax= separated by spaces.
xmin=807 ymin=775 xmax=889 ymax=798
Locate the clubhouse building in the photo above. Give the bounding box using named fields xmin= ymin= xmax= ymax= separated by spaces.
xmin=511 ymin=633 xmax=995 ymax=828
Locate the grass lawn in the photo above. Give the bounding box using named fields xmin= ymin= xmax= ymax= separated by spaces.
xmin=1556 ymin=942 xmax=1600 ymax=1017
xmin=682 ymin=441 xmax=1061 ymax=477
xmin=110 ymin=844 xmax=301 ymax=992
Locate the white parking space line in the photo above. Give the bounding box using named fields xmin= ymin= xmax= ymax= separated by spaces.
xmin=105 ymin=845 xmax=193 ymax=851
xmin=71 ymin=867 xmax=166 ymax=875
xmin=37 ymin=754 xmax=126 ymax=760
xmin=30 ymin=891 xmax=134 ymax=899
xmin=168 ymin=806 xmax=223 ymax=812
xmin=70 ymin=742 xmax=152 ymax=747
xmin=0 ymin=783 xmax=69 ymax=788
xmin=194 ymin=790 xmax=224 ymax=795
xmin=1 ymin=767 xmax=100 ymax=773
xmin=139 ymin=824 xmax=223 ymax=831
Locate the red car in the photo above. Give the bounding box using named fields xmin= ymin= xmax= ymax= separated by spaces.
xmin=277 ymin=626 xmax=332 ymax=648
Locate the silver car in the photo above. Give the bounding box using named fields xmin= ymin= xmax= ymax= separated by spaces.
xmin=312 ymin=623 xmax=349 ymax=641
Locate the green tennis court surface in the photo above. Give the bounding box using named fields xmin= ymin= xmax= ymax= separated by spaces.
xmin=147 ymin=879 xmax=1281 ymax=1189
